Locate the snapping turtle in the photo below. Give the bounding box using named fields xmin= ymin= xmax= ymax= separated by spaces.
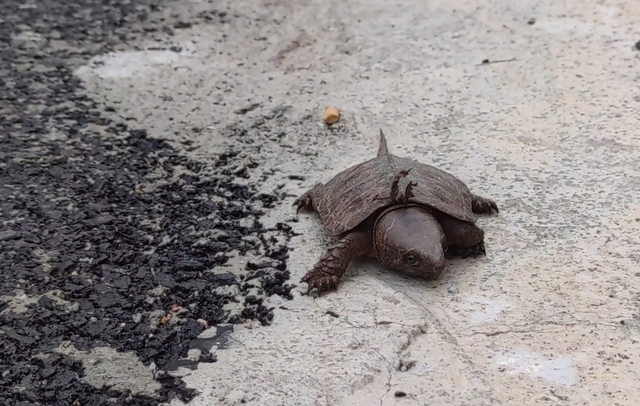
xmin=294 ymin=129 xmax=499 ymax=294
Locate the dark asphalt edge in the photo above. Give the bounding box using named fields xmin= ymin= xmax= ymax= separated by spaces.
xmin=0 ymin=1 xmax=297 ymax=405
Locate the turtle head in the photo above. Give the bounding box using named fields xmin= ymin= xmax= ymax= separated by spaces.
xmin=373 ymin=205 xmax=447 ymax=279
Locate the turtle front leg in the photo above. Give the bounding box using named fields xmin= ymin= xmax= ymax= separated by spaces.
xmin=301 ymin=229 xmax=373 ymax=295
xmin=471 ymin=193 xmax=499 ymax=215
xmin=293 ymin=182 xmax=323 ymax=214
xmin=438 ymin=216 xmax=486 ymax=259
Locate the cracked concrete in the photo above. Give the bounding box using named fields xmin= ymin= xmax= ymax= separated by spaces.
xmin=70 ymin=0 xmax=640 ymax=404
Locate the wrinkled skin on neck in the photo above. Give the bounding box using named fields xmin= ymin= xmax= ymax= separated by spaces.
xmin=373 ymin=205 xmax=446 ymax=279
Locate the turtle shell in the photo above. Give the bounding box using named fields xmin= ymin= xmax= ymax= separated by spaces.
xmin=312 ymin=153 xmax=476 ymax=236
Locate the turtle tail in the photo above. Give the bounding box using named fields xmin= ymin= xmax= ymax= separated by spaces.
xmin=377 ymin=129 xmax=389 ymax=156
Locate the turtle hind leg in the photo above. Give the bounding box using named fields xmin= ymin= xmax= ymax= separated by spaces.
xmin=471 ymin=193 xmax=499 ymax=215
xmin=437 ymin=215 xmax=487 ymax=259
xmin=293 ymin=182 xmax=323 ymax=214
xmin=301 ymin=229 xmax=372 ymax=296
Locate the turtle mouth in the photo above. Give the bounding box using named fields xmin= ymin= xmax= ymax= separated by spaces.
xmin=401 ymin=259 xmax=446 ymax=279
xmin=429 ymin=260 xmax=446 ymax=279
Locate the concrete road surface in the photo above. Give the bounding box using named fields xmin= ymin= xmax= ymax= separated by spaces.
xmin=3 ymin=0 xmax=640 ymax=405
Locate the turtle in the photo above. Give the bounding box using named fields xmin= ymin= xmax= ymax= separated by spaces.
xmin=293 ymin=129 xmax=499 ymax=295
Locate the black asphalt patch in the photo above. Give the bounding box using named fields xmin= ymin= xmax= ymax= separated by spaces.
xmin=0 ymin=0 xmax=295 ymax=404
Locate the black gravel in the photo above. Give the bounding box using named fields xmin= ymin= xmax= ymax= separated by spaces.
xmin=0 ymin=1 xmax=295 ymax=405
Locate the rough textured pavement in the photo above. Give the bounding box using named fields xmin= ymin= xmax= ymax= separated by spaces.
xmin=2 ymin=0 xmax=640 ymax=405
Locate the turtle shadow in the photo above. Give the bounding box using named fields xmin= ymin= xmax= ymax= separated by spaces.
xmin=348 ymin=254 xmax=488 ymax=290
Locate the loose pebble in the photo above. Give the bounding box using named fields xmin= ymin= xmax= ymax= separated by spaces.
xmin=323 ymin=106 xmax=340 ymax=124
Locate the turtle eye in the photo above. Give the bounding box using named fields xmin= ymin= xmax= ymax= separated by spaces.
xmin=404 ymin=253 xmax=418 ymax=265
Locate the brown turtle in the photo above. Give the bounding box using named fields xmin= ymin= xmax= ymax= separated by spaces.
xmin=293 ymin=129 xmax=499 ymax=295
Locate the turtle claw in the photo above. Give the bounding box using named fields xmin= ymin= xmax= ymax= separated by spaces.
xmin=457 ymin=242 xmax=486 ymax=259
xmin=293 ymin=193 xmax=314 ymax=214
xmin=301 ymin=272 xmax=340 ymax=296
xmin=471 ymin=195 xmax=499 ymax=215
xmin=404 ymin=180 xmax=417 ymax=200
xmin=293 ymin=183 xmax=322 ymax=214
xmin=391 ymin=168 xmax=417 ymax=204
